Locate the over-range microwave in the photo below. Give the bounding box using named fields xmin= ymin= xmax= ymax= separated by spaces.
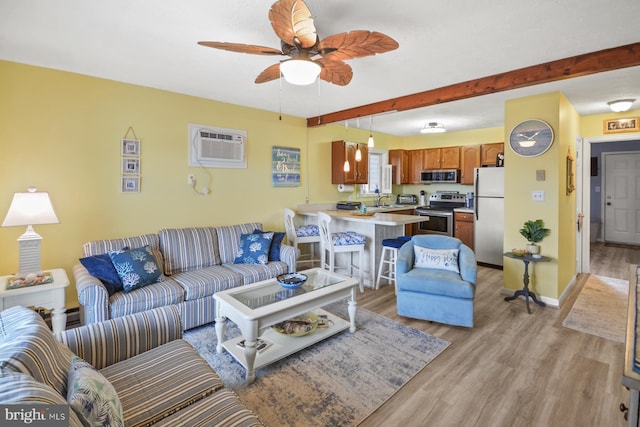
xmin=420 ymin=169 xmax=460 ymax=184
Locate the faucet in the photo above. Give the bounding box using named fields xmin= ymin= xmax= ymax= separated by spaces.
xmin=376 ymin=194 xmax=389 ymax=207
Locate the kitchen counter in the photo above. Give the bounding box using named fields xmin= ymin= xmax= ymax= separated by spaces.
xmin=296 ymin=206 xmax=423 ymax=288
xmin=454 ymin=207 xmax=474 ymax=214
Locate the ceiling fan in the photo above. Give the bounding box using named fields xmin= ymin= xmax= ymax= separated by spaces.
xmin=198 ymin=0 xmax=399 ymax=86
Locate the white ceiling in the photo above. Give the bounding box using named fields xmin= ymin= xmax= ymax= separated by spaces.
xmin=1 ymin=0 xmax=639 ymax=136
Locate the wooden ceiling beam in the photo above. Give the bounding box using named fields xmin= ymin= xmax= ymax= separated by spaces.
xmin=306 ymin=42 xmax=640 ymax=127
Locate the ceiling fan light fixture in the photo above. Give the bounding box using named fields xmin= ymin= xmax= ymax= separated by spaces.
xmin=280 ymin=59 xmax=321 ymax=85
xmin=607 ymin=99 xmax=635 ymax=112
xmin=420 ymin=122 xmax=446 ymax=134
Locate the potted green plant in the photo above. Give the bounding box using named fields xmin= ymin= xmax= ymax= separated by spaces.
xmin=519 ymin=219 xmax=550 ymax=255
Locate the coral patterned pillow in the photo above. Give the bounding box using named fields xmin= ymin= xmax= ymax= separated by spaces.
xmin=234 ymin=232 xmax=274 ymax=265
xmin=108 ymin=245 xmax=163 ymax=292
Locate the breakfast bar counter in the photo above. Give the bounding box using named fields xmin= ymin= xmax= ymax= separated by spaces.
xmin=296 ymin=205 xmax=423 ymax=288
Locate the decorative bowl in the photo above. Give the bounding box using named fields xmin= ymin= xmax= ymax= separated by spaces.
xmin=272 ymin=313 xmax=318 ymax=337
xmin=276 ymin=273 xmax=308 ymax=289
xmin=511 ymin=248 xmax=527 ymax=257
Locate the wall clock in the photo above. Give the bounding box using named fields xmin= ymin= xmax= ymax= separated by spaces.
xmin=509 ymin=119 xmax=554 ymax=157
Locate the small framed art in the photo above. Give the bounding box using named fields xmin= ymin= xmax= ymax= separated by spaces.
xmin=121 ymin=139 xmax=140 ymax=156
xmin=603 ymin=117 xmax=639 ymax=134
xmin=121 ymin=176 xmax=140 ymax=193
xmin=121 ymin=158 xmax=140 ymax=175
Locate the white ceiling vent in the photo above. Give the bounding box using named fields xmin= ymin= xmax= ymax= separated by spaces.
xmin=189 ymin=123 xmax=247 ymax=168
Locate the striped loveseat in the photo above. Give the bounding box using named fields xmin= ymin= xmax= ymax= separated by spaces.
xmin=74 ymin=223 xmax=298 ymax=330
xmin=0 ymin=305 xmax=263 ymax=426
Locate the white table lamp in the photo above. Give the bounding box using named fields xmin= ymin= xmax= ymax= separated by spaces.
xmin=2 ymin=187 xmax=59 ymax=274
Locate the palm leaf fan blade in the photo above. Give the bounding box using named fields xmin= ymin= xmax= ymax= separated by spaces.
xmin=316 ymin=58 xmax=352 ymax=86
xmin=269 ymin=0 xmax=317 ymax=48
xmin=319 ymin=31 xmax=399 ymax=61
xmin=197 ymin=41 xmax=283 ymax=56
xmin=255 ymin=63 xmax=282 ymax=83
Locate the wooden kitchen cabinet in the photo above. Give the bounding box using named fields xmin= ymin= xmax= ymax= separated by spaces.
xmin=424 ymin=147 xmax=460 ymax=169
xmin=481 ymin=142 xmax=504 ymax=166
xmin=331 ymin=140 xmax=368 ymax=184
xmin=389 ymin=149 xmax=409 ymax=184
xmin=408 ymin=149 xmax=423 ymax=184
xmin=394 ymin=208 xmax=417 ymax=236
xmin=454 ymin=211 xmax=474 ymax=250
xmin=460 ymin=145 xmax=480 ymax=185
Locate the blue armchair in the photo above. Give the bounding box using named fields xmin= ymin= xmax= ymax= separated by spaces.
xmin=396 ymin=235 xmax=477 ymax=327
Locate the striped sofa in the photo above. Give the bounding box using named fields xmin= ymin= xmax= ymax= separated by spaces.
xmin=0 ymin=305 xmax=263 ymax=427
xmin=74 ymin=223 xmax=298 ymax=330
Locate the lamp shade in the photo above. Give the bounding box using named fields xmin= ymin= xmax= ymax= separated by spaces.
xmin=280 ymin=59 xmax=321 ymax=85
xmin=2 ymin=189 xmax=59 ymax=227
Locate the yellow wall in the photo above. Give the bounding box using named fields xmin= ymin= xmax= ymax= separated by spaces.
xmin=502 ymin=92 xmax=578 ymax=299
xmin=0 ymin=61 xmax=313 ymax=304
xmin=2 ymin=60 xmax=638 ymax=309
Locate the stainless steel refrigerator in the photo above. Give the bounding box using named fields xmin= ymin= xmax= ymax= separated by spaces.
xmin=474 ymin=167 xmax=504 ymax=266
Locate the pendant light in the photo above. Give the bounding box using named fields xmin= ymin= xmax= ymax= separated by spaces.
xmin=368 ymin=116 xmax=375 ymax=148
xmin=343 ymin=121 xmax=351 ymax=172
xmin=355 ymin=118 xmax=362 ymax=162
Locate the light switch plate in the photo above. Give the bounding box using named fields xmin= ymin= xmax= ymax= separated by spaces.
xmin=536 ymin=170 xmax=545 ymax=181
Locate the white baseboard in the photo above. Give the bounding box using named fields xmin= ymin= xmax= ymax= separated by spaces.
xmin=500 ymin=274 xmax=577 ymax=309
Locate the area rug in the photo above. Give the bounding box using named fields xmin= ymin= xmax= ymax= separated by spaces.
xmin=562 ymin=274 xmax=629 ymax=343
xmin=184 ymin=304 xmax=450 ymax=427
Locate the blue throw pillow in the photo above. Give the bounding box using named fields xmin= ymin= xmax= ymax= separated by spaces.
xmin=108 ymin=245 xmax=163 ymax=292
xmin=79 ymin=254 xmax=123 ymax=296
xmin=253 ymin=229 xmax=285 ymax=262
xmin=234 ymin=232 xmax=274 ymax=265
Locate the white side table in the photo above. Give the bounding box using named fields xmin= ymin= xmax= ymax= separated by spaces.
xmin=0 ymin=268 xmax=69 ymax=333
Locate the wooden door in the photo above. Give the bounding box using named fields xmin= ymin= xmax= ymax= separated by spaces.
xmin=408 ymin=150 xmax=423 ymax=184
xmin=460 ymin=145 xmax=480 ymax=184
xmin=441 ymin=146 xmax=460 ymax=169
xmin=354 ymin=143 xmax=368 ymax=184
xmin=389 ymin=149 xmax=409 ymax=184
xmin=481 ymin=143 xmax=504 ymax=166
xmin=424 ymin=148 xmax=441 ymax=169
xmin=454 ymin=211 xmax=474 ymax=249
xmin=604 ymin=152 xmax=640 ymax=244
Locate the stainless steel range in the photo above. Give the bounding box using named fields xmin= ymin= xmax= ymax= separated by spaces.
xmin=414 ymin=192 xmax=466 ymax=236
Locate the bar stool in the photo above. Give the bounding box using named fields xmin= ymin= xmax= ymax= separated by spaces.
xmin=376 ymin=236 xmax=410 ymax=292
xmin=317 ymin=212 xmax=366 ymax=292
xmin=284 ymin=208 xmax=320 ymax=270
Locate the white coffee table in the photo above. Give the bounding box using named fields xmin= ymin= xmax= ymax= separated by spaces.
xmin=214 ymin=268 xmax=357 ymax=383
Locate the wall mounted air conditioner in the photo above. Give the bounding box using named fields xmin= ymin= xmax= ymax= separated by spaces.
xmin=189 ymin=123 xmax=247 ymax=168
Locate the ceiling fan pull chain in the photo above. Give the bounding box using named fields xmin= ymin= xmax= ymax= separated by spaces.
xmin=279 ymin=71 xmax=283 ymax=121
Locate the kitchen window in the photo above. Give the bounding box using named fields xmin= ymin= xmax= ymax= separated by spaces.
xmin=359 ymin=150 xmax=390 ymax=196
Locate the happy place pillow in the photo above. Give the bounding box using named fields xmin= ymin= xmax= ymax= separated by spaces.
xmin=234 ymin=232 xmax=274 ymax=265
xmin=414 ymin=246 xmax=460 ymax=273
xmin=108 ymin=245 xmax=163 ymax=292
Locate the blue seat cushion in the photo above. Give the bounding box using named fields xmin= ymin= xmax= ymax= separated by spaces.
xmin=332 ymin=231 xmax=366 ymax=246
xmin=397 ymin=268 xmax=475 ymax=299
xmin=382 ymin=238 xmax=406 ymax=249
xmin=296 ymin=224 xmax=319 ymax=237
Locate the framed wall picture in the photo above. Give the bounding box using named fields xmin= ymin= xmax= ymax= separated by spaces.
xmin=121 ymin=139 xmax=140 ymax=156
xmin=121 ymin=176 xmax=140 ymax=193
xmin=603 ymin=117 xmax=639 ymax=134
xmin=121 ymin=158 xmax=140 ymax=175
xmin=272 ymin=146 xmax=301 ymax=187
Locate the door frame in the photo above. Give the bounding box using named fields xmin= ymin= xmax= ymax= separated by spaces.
xmin=579 ymin=132 xmax=640 ymax=273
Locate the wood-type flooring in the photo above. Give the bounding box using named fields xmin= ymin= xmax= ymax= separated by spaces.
xmin=356 ymin=242 xmax=640 ymax=427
